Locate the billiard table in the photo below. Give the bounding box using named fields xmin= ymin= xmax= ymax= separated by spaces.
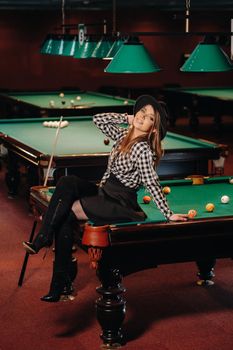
xmin=0 ymin=116 xmax=227 ymax=196
xmin=0 ymin=90 xmax=134 ymax=118
xmin=21 ymin=176 xmax=233 ymax=347
xmin=161 ymin=86 xmax=233 ymax=129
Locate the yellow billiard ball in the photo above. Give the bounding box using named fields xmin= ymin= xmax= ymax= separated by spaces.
xmin=163 ymin=186 xmax=171 ymax=194
xmin=206 ymin=203 xmax=215 ymax=212
xmin=188 ymin=209 xmax=197 ymax=219
xmin=143 ymin=195 xmax=151 ymax=204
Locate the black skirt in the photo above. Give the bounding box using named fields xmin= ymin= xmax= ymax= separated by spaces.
xmin=80 ymin=174 xmax=146 ymax=225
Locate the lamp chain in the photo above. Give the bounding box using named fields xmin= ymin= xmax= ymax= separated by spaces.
xmin=62 ymin=0 xmax=65 ymax=34
xmin=185 ymin=0 xmax=191 ymax=33
xmin=112 ymin=0 xmax=116 ymax=34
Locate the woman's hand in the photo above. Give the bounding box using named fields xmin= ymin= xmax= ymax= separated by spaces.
xmin=169 ymin=213 xmax=188 ymax=222
xmin=127 ymin=115 xmax=134 ymax=125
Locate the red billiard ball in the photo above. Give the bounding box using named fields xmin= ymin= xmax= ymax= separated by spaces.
xmin=188 ymin=209 xmax=197 ymax=219
xmin=104 ymin=138 xmax=110 ymax=145
xmin=143 ymin=195 xmax=151 ymax=204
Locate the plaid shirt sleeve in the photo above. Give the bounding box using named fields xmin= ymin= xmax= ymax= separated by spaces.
xmin=93 ymin=113 xmax=128 ymax=141
xmin=137 ymin=144 xmax=173 ymax=220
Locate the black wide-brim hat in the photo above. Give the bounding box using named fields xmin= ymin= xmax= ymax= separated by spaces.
xmin=133 ymin=95 xmax=168 ymax=140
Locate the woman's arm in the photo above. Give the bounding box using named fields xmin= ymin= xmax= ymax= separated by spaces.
xmin=137 ymin=146 xmax=187 ymax=221
xmin=93 ymin=113 xmax=129 ymax=141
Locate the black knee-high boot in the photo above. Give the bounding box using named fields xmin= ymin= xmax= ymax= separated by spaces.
xmin=23 ymin=176 xmax=97 ymax=254
xmin=61 ymin=256 xmax=78 ymax=296
xmin=41 ymin=212 xmax=77 ymax=302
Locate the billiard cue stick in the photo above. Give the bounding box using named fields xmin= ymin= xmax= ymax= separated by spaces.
xmin=43 ymin=116 xmax=63 ymax=187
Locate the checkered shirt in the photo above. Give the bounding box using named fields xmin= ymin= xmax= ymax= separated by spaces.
xmin=93 ymin=113 xmax=173 ymax=219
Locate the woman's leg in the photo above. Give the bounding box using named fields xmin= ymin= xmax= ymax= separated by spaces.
xmin=40 ymin=211 xmax=78 ymax=302
xmin=23 ymin=176 xmax=97 ymax=254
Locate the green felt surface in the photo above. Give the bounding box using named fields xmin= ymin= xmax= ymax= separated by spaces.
xmin=44 ymin=177 xmax=233 ymax=226
xmin=174 ymin=87 xmax=233 ymax=101
xmin=2 ymin=90 xmax=134 ymax=108
xmin=0 ymin=116 xmax=219 ymax=156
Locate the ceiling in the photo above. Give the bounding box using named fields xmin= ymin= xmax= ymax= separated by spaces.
xmin=0 ymin=0 xmax=232 ymax=11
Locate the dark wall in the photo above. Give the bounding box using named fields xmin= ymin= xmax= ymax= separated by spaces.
xmin=0 ymin=8 xmax=232 ymax=92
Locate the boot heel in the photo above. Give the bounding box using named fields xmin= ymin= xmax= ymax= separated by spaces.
xmin=23 ymin=233 xmax=53 ymax=255
xmin=40 ymin=270 xmax=74 ymax=303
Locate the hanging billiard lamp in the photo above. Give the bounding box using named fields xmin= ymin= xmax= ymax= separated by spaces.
xmin=104 ymin=36 xmax=161 ymax=73
xmin=104 ymin=33 xmax=125 ymax=60
xmin=180 ymin=35 xmax=233 ymax=72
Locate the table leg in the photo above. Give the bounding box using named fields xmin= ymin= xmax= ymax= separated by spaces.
xmin=196 ymin=259 xmax=216 ymax=286
xmin=5 ymin=150 xmax=21 ymax=197
xmin=96 ymin=266 xmax=126 ymax=347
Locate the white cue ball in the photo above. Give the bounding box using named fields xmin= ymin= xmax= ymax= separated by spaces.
xmin=229 ymin=178 xmax=233 ymax=184
xmin=76 ymin=96 xmax=81 ymax=101
xmin=221 ymin=195 xmax=230 ymax=204
xmin=59 ymin=92 xmax=64 ymax=98
xmin=124 ymin=100 xmax=128 ymax=105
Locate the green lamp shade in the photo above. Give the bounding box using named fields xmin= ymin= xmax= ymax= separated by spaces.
xmin=40 ymin=34 xmax=77 ymax=56
xmin=104 ymin=41 xmax=161 ymax=73
xmin=104 ymin=37 xmax=125 ymax=60
xmin=60 ymin=34 xmax=77 ymax=56
xmin=73 ymin=36 xmax=97 ymax=58
xmin=40 ymin=34 xmax=56 ymax=54
xmin=91 ymin=36 xmax=114 ymax=59
xmin=180 ymin=43 xmax=233 ymax=72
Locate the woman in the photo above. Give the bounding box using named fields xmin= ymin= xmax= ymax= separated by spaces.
xmin=23 ymin=95 xmax=188 ymax=302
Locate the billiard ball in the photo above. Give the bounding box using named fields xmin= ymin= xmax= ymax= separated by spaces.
xmin=104 ymin=138 xmax=110 ymax=145
xmin=221 ymin=195 xmax=230 ymax=204
xmin=206 ymin=203 xmax=215 ymax=212
xmin=49 ymin=100 xmax=55 ymax=107
xmin=70 ymin=99 xmax=75 ymax=106
xmin=76 ymin=96 xmax=81 ymax=101
xmin=143 ymin=195 xmax=151 ymax=204
xmin=43 ymin=121 xmax=49 ymax=127
xmin=59 ymin=92 xmax=64 ymax=98
xmin=60 ymin=120 xmax=69 ymax=128
xmin=229 ymin=178 xmax=233 ymax=184
xmin=188 ymin=209 xmax=197 ymax=219
xmin=163 ymin=186 xmax=171 ymax=194
xmin=124 ymin=100 xmax=128 ymax=105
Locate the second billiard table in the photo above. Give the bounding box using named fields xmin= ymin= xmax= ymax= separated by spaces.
xmin=0 ymin=116 xmax=227 ymax=196
xmin=162 ymin=86 xmax=233 ymax=129
xmin=23 ymin=176 xmax=233 ymax=347
xmin=0 ymin=90 xmax=134 ymax=118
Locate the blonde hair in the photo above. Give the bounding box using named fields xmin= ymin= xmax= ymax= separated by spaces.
xmin=117 ymin=110 xmax=164 ymax=166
